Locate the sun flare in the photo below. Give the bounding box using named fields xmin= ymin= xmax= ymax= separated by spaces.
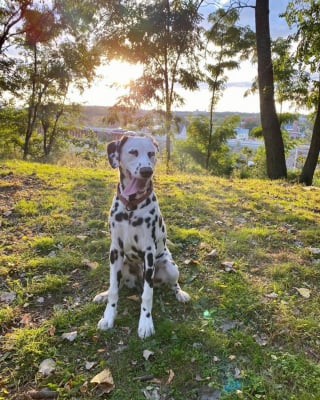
xmin=99 ymin=60 xmax=142 ymax=86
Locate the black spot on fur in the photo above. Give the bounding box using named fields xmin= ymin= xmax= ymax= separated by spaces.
xmin=115 ymin=212 xmax=128 ymax=222
xmin=132 ymin=217 xmax=143 ymax=227
xmin=149 ymin=208 xmax=156 ymax=215
xmin=145 ymin=267 xmax=154 ymax=287
xmin=147 ymin=253 xmax=154 ymax=267
xmin=151 ymin=226 xmax=156 ymax=242
xmin=117 ymin=270 xmax=122 ymax=286
xmin=131 ymin=246 xmax=145 ymax=259
xmin=141 ymin=197 xmax=151 ymax=208
xmin=145 ymin=217 xmax=151 ymax=224
xmin=118 ymin=238 xmax=124 ymax=249
xmin=159 ymin=216 xmax=163 ymax=228
xmin=146 ymin=313 xmax=151 ymax=318
xmin=110 ymin=249 xmax=118 ymax=264
xmin=134 ymin=234 xmax=139 ymax=243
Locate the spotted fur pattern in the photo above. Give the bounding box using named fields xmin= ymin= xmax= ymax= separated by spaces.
xmin=94 ymin=136 xmax=190 ymax=338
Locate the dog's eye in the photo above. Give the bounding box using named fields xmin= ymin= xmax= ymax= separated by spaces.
xmin=129 ymin=149 xmax=139 ymax=157
xmin=148 ymin=152 xmax=155 ymax=158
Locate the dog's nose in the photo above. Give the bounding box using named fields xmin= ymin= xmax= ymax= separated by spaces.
xmin=140 ymin=167 xmax=153 ymax=178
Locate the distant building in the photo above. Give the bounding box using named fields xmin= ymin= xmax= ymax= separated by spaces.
xmin=234 ymin=127 xmax=249 ymax=140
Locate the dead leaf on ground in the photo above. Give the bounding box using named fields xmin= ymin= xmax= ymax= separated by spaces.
xmin=85 ymin=361 xmax=96 ymax=370
xmin=205 ymin=249 xmax=217 ymax=258
xmin=38 ymin=358 xmax=56 ymax=376
xmin=0 ymin=291 xmax=16 ymax=303
xmin=295 ymin=287 xmax=311 ymax=298
xmin=82 ymin=259 xmax=99 ymax=270
xmin=166 ymin=369 xmax=175 ymax=385
xmin=221 ymin=261 xmax=235 ymax=272
xmin=184 ymin=258 xmax=200 ymax=265
xmin=127 ymin=294 xmax=140 ymax=302
xmin=265 ymin=292 xmax=279 ymax=299
xmin=62 ymin=331 xmax=78 ymax=342
xmin=143 ymin=386 xmax=160 ymax=400
xmin=143 ymin=350 xmax=154 ymax=361
xmin=253 ymin=333 xmax=268 ymax=346
xmin=90 ymin=368 xmax=115 ymax=395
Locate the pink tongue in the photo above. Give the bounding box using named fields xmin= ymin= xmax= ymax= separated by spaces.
xmin=123 ymin=178 xmax=146 ymax=196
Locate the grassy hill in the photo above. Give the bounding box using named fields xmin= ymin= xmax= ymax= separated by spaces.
xmin=0 ymin=160 xmax=319 ymax=400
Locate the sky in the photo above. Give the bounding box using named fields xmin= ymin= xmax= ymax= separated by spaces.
xmin=72 ymin=1 xmax=292 ymax=114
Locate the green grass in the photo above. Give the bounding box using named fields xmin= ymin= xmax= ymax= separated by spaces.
xmin=0 ymin=159 xmax=319 ymax=400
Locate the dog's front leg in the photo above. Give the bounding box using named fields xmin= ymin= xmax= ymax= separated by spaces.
xmin=98 ymin=247 xmax=122 ymax=330
xmin=138 ymin=252 xmax=156 ymax=339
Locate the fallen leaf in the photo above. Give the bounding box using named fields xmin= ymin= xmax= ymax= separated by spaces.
xmin=62 ymin=331 xmax=78 ymax=342
xmin=219 ymin=319 xmax=237 ymax=333
xmin=80 ymin=381 xmax=89 ymax=394
xmin=166 ymin=369 xmax=175 ymax=385
xmin=127 ymin=295 xmax=140 ymax=302
xmin=38 ymin=358 xmax=56 ymax=376
xmin=143 ymin=386 xmax=160 ymax=400
xmin=143 ymin=350 xmax=154 ymax=361
xmin=82 ymin=259 xmax=99 ymax=270
xmin=234 ymin=368 xmax=242 ymax=379
xmin=309 ymin=247 xmax=320 ymax=255
xmin=221 ymin=261 xmax=235 ymax=272
xmin=3 ymin=210 xmax=13 ymax=217
xmin=90 ymin=368 xmax=115 ymax=394
xmin=47 ymin=325 xmax=56 ymax=336
xmin=265 ymin=292 xmax=278 ymax=299
xmin=37 ymin=296 xmax=45 ymax=303
xmin=184 ymin=258 xmax=200 ymax=265
xmin=77 ymin=235 xmax=88 ymax=241
xmin=85 ymin=361 xmax=96 ymax=370
xmin=20 ymin=313 xmax=32 ymax=326
xmin=295 ymin=287 xmax=311 ymax=298
xmin=206 ymin=249 xmax=217 ymax=258
xmin=0 ymin=292 xmax=16 ymax=303
xmin=253 ymin=333 xmax=268 ymax=346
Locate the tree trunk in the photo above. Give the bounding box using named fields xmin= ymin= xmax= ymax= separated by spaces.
xmin=255 ymin=0 xmax=287 ymax=179
xmin=206 ymin=90 xmax=215 ymax=170
xmin=299 ymin=82 xmax=320 ymax=186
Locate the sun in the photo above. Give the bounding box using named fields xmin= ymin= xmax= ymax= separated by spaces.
xmin=99 ymin=60 xmax=142 ymax=86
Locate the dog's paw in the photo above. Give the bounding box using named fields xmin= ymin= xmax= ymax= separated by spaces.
xmin=176 ymin=290 xmax=191 ymax=303
xmin=93 ymin=291 xmax=109 ymax=303
xmin=138 ymin=315 xmax=155 ymax=339
xmin=97 ymin=317 xmax=114 ymax=330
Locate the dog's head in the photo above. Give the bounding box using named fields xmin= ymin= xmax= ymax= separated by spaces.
xmin=107 ymin=135 xmax=159 ymax=196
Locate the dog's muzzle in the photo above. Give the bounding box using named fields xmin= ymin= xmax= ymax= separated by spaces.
xmin=140 ymin=167 xmax=153 ymax=179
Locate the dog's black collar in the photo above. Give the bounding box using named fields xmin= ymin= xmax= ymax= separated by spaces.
xmin=117 ymin=183 xmax=153 ymax=210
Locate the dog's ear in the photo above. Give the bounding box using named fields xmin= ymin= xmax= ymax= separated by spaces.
xmin=107 ymin=135 xmax=128 ymax=168
xmin=107 ymin=140 xmax=120 ymax=168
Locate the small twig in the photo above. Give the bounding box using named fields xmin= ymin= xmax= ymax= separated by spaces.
xmin=132 ymin=374 xmax=155 ymax=382
xmin=26 ymin=389 xmax=58 ymax=399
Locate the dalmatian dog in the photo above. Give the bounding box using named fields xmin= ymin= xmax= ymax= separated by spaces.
xmin=94 ymin=135 xmax=190 ymax=338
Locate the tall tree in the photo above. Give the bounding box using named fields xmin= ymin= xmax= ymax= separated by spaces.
xmin=255 ymin=0 xmax=287 ymax=179
xmin=285 ymin=0 xmax=320 ymax=185
xmin=0 ymin=0 xmax=32 ymax=54
xmin=102 ymin=0 xmax=204 ymax=171
xmin=205 ymin=7 xmax=255 ymax=169
xmin=2 ymin=0 xmax=106 ymax=159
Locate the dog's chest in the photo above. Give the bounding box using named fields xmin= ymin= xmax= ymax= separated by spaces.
xmin=109 ymin=194 xmax=166 ymax=251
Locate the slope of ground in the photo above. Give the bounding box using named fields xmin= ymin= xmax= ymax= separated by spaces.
xmin=0 ymin=160 xmax=319 ymax=400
